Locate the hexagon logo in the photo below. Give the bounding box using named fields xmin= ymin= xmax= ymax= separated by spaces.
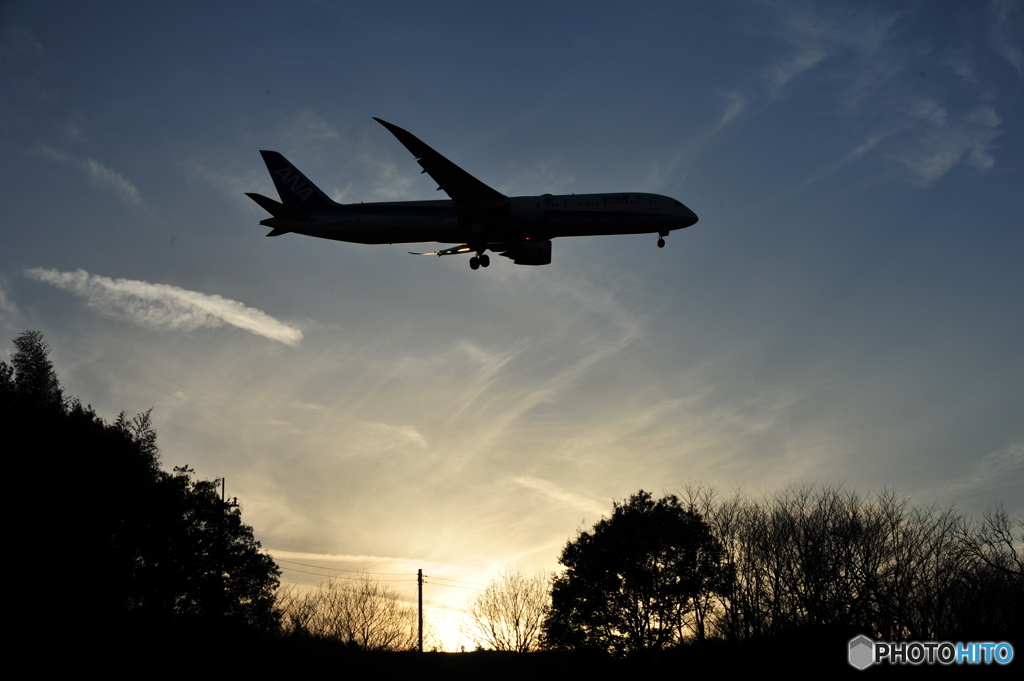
xmin=849 ymin=635 xmax=874 ymax=670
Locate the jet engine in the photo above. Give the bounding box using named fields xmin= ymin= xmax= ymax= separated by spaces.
xmin=501 ymin=240 xmax=552 ymax=266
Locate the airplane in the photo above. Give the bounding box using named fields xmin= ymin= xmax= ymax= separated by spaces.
xmin=246 ymin=118 xmax=698 ymax=269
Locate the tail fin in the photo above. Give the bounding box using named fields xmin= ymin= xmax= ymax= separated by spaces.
xmin=259 ymin=150 xmax=340 ymax=213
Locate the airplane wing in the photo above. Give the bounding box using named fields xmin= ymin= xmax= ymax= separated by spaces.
xmin=374 ymin=119 xmax=508 ymax=219
xmin=408 ymin=244 xmax=474 ymax=257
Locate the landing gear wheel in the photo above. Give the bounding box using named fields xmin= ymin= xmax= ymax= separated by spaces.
xmin=479 ymin=254 xmax=490 ymax=268
xmin=470 ymin=256 xmax=480 ymax=270
xmin=657 ymin=237 xmax=666 ymax=248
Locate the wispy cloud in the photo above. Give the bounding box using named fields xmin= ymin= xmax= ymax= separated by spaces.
xmin=25 ymin=268 xmax=303 ymax=346
xmin=265 ymin=549 xmax=470 ymax=589
xmin=183 ymin=157 xmax=265 ymax=205
xmin=759 ymin=4 xmax=1004 ymax=187
xmin=511 ymin=476 xmax=608 ymax=518
xmin=0 ymin=280 xmax=19 ymax=318
xmin=645 ymin=89 xmax=751 ymax=191
xmin=342 ymin=419 xmax=430 ymax=457
xmin=963 ymin=441 xmax=1024 ymax=488
xmin=39 ymin=145 xmax=143 ymax=206
xmin=759 ymin=3 xmax=903 ymax=97
xmin=895 ymin=101 xmax=1002 ymax=185
xmin=716 ymin=90 xmax=750 ymax=131
xmin=700 ymin=3 xmax=1008 ymax=195
xmin=765 ymin=43 xmax=829 ymax=92
xmin=990 ymin=0 xmax=1023 ymax=78
xmin=84 ymin=157 xmax=142 ymax=205
xmin=268 ymin=549 xmax=460 ymax=572
xmin=353 ymin=149 xmax=416 ymax=202
xmin=437 ymin=276 xmax=644 ymax=458
xmin=282 ymin=109 xmax=342 ymax=147
xmin=1 ymin=24 xmax=45 ymax=61
xmin=648 ymin=3 xmax=905 ymax=191
xmin=501 ymin=158 xmax=576 ymax=197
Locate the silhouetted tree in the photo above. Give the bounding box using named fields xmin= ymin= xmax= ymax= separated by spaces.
xmin=543 ymin=490 xmax=731 ymax=655
xmin=10 ymin=329 xmax=63 ymax=408
xmin=2 ymin=329 xmax=61 ymax=413
xmin=280 ymin=574 xmax=419 ymax=650
xmin=127 ymin=463 xmax=281 ymax=632
xmin=463 ymin=566 xmax=550 ymax=652
xmin=2 ymin=330 xmax=280 ymax=637
xmin=959 ymin=507 xmax=1024 ymax=580
xmin=953 ymin=507 xmax=1024 ymax=639
xmin=674 ymin=484 xmax=1021 ymax=642
xmin=0 ymin=355 xmax=13 ymax=399
xmin=680 ymin=483 xmax=743 ymax=641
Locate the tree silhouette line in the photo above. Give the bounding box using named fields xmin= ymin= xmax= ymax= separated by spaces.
xmin=3 ymin=330 xmax=1019 ymax=666
xmin=537 ymin=486 xmax=1022 ymax=656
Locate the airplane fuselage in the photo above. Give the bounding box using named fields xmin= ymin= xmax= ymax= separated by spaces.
xmin=260 ymin=192 xmax=697 ymax=246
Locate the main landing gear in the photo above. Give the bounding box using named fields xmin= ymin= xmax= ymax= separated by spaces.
xmin=469 ymin=253 xmax=490 ymax=270
xmin=657 ymin=231 xmax=668 ymax=249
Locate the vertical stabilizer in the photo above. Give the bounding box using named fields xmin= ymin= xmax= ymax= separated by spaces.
xmin=259 ymin=150 xmax=340 ymax=213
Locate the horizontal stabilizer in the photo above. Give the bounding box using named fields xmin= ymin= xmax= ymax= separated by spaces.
xmin=265 ymin=229 xmax=290 ymax=237
xmin=245 ymin=192 xmax=313 ymax=222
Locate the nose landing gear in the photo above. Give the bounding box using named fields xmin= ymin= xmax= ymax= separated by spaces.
xmin=657 ymin=231 xmax=668 ymax=248
xmin=469 ymin=253 xmax=490 ymax=270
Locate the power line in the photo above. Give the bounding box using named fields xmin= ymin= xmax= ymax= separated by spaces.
xmin=278 ymin=565 xmax=415 ymax=581
xmin=425 ymin=574 xmax=488 ymax=587
xmin=424 ymin=580 xmax=485 ymax=591
xmin=280 ymin=566 xmax=349 ymax=579
xmin=274 ymin=558 xmax=410 ymax=576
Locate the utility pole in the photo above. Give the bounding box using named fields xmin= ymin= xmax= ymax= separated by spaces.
xmin=218 ymin=478 xmax=237 ymax=626
xmin=417 ymin=568 xmax=423 ymax=653
xmin=219 ymin=478 xmax=225 ymax=626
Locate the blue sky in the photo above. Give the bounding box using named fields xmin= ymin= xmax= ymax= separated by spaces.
xmin=2 ymin=1 xmax=1022 ymax=646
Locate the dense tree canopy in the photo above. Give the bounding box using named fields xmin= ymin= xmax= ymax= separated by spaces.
xmin=543 ymin=491 xmax=731 ymax=655
xmin=1 ymin=330 xmax=280 ymax=637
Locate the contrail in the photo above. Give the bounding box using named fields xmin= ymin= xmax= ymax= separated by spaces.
xmin=26 ymin=267 xmax=303 ymax=346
